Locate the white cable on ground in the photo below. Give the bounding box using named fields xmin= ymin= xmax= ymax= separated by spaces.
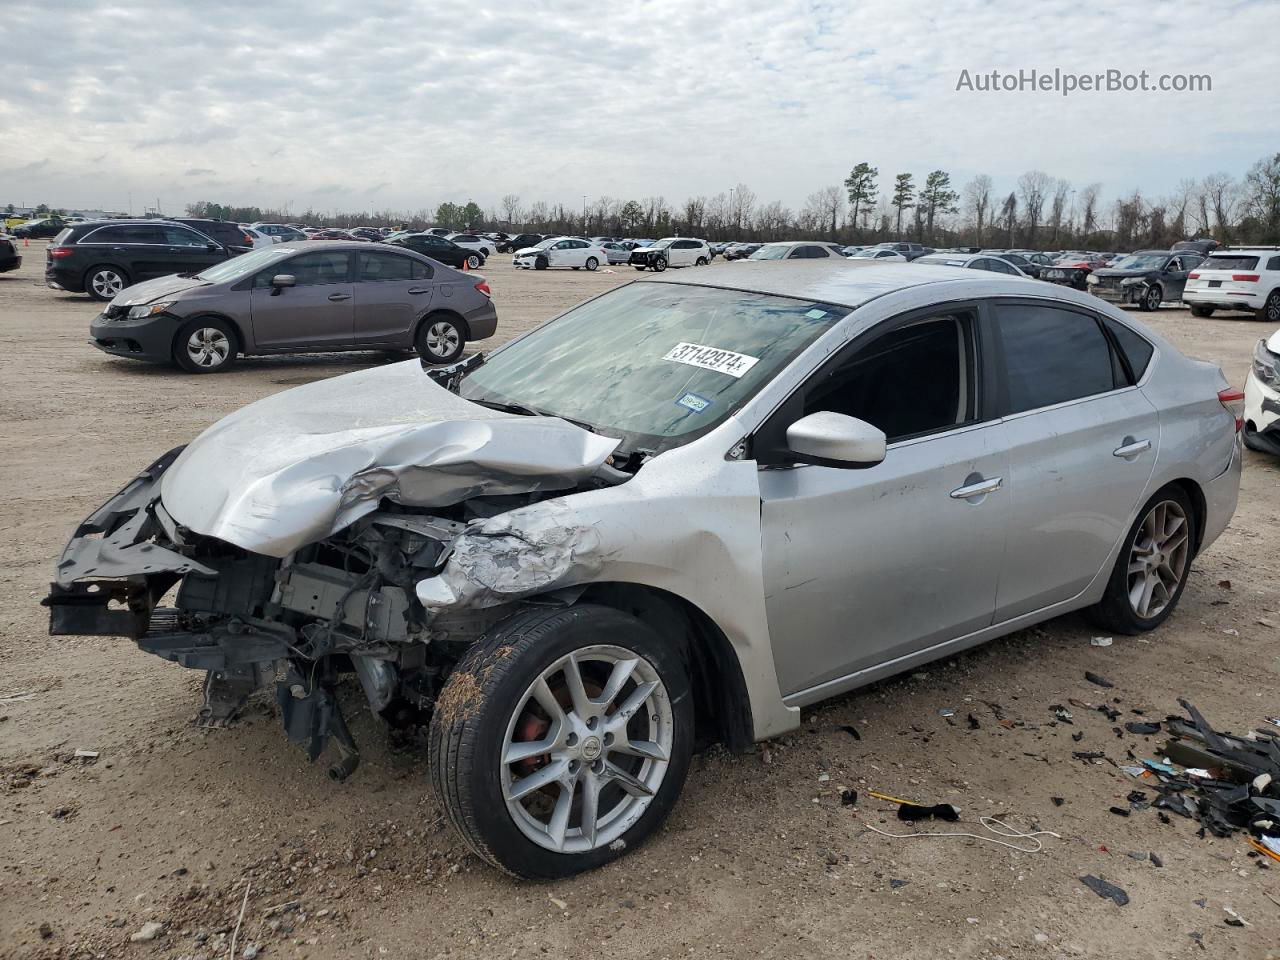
xmin=863 ymin=816 xmax=1060 ymax=853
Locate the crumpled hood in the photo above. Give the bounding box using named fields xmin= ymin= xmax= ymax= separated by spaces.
xmin=632 ymin=246 xmax=663 ymax=255
xmin=1092 ymin=267 xmax=1154 ymax=281
xmin=514 ymin=246 xmax=544 ymax=256
xmin=110 ymin=274 xmax=209 ymax=306
xmin=160 ymin=360 xmax=620 ymax=557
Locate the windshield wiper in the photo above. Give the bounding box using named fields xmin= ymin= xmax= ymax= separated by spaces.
xmin=468 ymin=396 xmax=598 ymax=433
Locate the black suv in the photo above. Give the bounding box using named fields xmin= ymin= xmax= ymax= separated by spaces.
xmin=170 ymin=218 xmax=256 ymax=255
xmin=384 ymin=232 xmax=486 ymax=269
xmin=46 ymin=220 xmax=231 ymax=301
xmin=499 ymin=233 xmax=543 ymax=253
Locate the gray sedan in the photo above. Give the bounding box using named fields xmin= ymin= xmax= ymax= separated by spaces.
xmin=88 ymin=241 xmax=498 ymax=372
xmin=49 ymin=260 xmax=1241 ymax=878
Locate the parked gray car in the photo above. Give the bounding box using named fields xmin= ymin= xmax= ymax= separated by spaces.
xmin=48 ymin=261 xmax=1241 ymax=878
xmin=88 ymin=242 xmax=498 ymax=372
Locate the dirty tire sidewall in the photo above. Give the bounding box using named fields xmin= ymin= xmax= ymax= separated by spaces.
xmin=653 ymin=257 xmax=667 ymax=272
xmin=585 ymin=257 xmax=598 ymax=271
xmin=1087 ymin=484 xmax=1197 ymax=636
xmin=415 ymin=315 xmax=466 ymax=365
xmin=172 ymin=316 xmax=239 ymax=373
xmin=535 ymin=256 xmax=548 ymax=271
xmin=427 ymin=604 xmax=694 ymax=880
xmin=1141 ymin=285 xmax=1161 ymax=312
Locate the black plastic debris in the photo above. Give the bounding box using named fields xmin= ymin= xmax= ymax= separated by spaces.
xmin=1109 ymin=806 xmax=1131 ymax=817
xmin=1073 ymin=750 xmax=1106 ymax=762
xmin=840 ymin=724 xmax=861 ymax=740
xmin=1079 ymin=874 xmax=1129 ymax=906
xmin=841 ymin=789 xmax=858 ymax=807
xmin=1051 ymin=796 xmax=1065 ymax=807
xmin=896 ymin=801 xmax=961 ymax=823
xmin=1051 ymin=704 xmax=1074 ymax=724
xmin=966 ymin=714 xmax=981 ymax=730
xmin=889 ymin=878 xmax=908 ymax=889
xmin=1126 ymin=721 xmax=1162 ymax=735
xmin=1127 ymin=790 xmax=1150 ymax=811
xmin=1085 ymin=672 xmax=1114 ymax=689
xmin=1150 ymin=852 xmax=1164 ymax=867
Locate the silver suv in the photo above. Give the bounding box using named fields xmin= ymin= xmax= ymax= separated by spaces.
xmin=88 ymin=242 xmax=498 ymax=372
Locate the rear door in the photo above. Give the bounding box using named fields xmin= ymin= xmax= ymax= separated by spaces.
xmin=100 ymin=224 xmax=171 ymax=279
xmin=249 ymin=249 xmax=355 ymax=349
xmin=352 ymin=250 xmax=431 ymax=345
xmin=987 ymin=299 xmax=1160 ymax=622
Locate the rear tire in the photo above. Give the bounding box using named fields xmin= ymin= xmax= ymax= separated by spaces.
xmin=695 ymin=257 xmax=708 ymax=266
xmin=1258 ymin=290 xmax=1280 ymax=324
xmin=1087 ymin=485 xmax=1196 ymax=635
xmin=415 ymin=314 xmax=466 ymax=364
xmin=85 ymin=265 xmax=129 ymax=302
xmin=585 ymin=257 xmax=599 ymax=271
xmin=1190 ymin=305 xmax=1215 ymax=318
xmin=633 ymin=266 xmax=646 ymax=272
xmin=466 ymin=254 xmax=481 ymax=270
xmin=427 ymin=605 xmax=694 ymax=879
xmin=173 ymin=317 xmax=239 ymax=373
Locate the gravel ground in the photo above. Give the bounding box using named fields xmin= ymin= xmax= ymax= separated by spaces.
xmin=2 ymin=241 xmax=1278 ymax=960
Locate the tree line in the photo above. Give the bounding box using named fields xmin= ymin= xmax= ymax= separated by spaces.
xmin=177 ymin=151 xmax=1280 ymax=251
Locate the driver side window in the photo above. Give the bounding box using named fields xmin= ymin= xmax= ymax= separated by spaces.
xmin=801 ymin=313 xmax=975 ymax=443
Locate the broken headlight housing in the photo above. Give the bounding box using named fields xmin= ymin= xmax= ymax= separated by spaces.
xmin=1253 ymin=338 xmax=1279 ymax=386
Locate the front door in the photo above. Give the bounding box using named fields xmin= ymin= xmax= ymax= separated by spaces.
xmin=249 ymin=249 xmax=355 ymax=349
xmin=353 ymin=250 xmax=431 ymax=345
xmin=1161 ymin=255 xmax=1197 ymax=301
xmin=158 ymin=224 xmax=227 ymax=275
xmin=986 ymin=300 xmax=1160 ymax=621
xmin=757 ymin=308 xmax=1007 ymax=699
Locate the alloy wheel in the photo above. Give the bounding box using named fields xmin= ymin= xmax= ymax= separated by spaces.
xmin=92 ymin=270 xmax=124 ymax=298
xmin=500 ymin=644 xmax=674 ymax=854
xmin=185 ymin=327 xmax=231 ymax=368
xmin=1127 ymin=499 xmax=1190 ymax=619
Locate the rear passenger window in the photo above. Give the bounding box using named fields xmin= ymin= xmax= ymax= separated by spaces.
xmin=1268 ymin=256 xmax=1280 ymax=271
xmin=358 ymin=252 xmax=414 ymax=281
xmin=1103 ymin=316 xmax=1155 ymax=382
xmin=994 ymin=304 xmax=1117 ymax=414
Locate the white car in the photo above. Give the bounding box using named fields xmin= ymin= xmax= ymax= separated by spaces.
xmin=238 ymin=225 xmax=276 ymax=249
xmin=848 ymin=248 xmax=907 ymax=262
xmin=446 ymin=233 xmax=497 ymax=258
xmin=1182 ymin=248 xmax=1280 ymax=322
xmin=250 ymin=222 xmax=308 ymax=243
xmin=513 ymin=236 xmax=607 ymax=271
xmin=628 ymin=238 xmax=711 ymax=272
xmin=1245 ymin=326 xmax=1280 ymax=455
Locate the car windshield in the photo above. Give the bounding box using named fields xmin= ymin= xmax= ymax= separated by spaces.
xmin=459 ymin=282 xmax=847 ymax=454
xmin=535 ymin=237 xmax=561 ymax=249
xmin=750 ymin=245 xmax=789 ymax=260
xmin=651 ymin=239 xmax=675 ymax=249
xmin=195 ymin=246 xmax=295 ymax=282
xmin=1110 ymin=254 xmax=1167 ymax=270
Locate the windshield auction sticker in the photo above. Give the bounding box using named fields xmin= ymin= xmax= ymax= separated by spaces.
xmin=663 ymin=342 xmax=760 ymax=378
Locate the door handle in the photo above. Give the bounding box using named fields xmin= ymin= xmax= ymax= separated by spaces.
xmin=407 ymin=287 xmax=429 ymax=295
xmin=1112 ymin=438 xmax=1152 ymax=459
xmin=327 ymin=293 xmax=351 ymax=301
xmin=950 ymin=476 xmax=1003 ymax=500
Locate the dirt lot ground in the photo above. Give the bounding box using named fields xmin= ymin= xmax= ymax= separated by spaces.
xmin=2 ymin=241 xmax=1278 ymax=960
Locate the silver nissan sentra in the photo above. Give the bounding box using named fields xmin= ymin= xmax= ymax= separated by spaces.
xmin=46 ymin=260 xmax=1242 ymax=877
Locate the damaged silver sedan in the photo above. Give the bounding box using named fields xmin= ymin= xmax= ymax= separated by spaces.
xmin=46 ymin=262 xmax=1243 ymax=877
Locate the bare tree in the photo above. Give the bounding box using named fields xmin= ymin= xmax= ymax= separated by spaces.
xmin=1244 ymin=152 xmax=1280 ymax=240
xmin=1016 ymin=170 xmax=1052 ymax=247
xmin=1202 ymin=173 xmax=1238 ymax=241
xmin=500 ymin=194 xmax=522 ymax=224
xmin=963 ymin=174 xmax=993 ymax=246
xmin=682 ymin=196 xmax=706 ymax=236
xmin=1048 ymin=179 xmax=1070 ymax=245
xmin=729 ymin=183 xmax=756 ymax=232
xmin=999 ymin=192 xmax=1018 ymax=246
xmin=1078 ymin=183 xmax=1101 ymax=240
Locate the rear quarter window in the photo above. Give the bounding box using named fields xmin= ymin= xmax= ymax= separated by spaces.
xmin=1103 ymin=316 xmax=1155 ymax=382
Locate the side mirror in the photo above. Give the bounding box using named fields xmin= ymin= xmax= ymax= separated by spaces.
xmin=269 ymin=274 xmax=296 ymax=296
xmin=207 ymin=242 xmax=220 ymax=251
xmin=785 ymin=412 xmax=886 ymax=468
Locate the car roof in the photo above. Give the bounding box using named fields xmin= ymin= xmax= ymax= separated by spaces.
xmin=637 ymin=259 xmax=1042 ymax=308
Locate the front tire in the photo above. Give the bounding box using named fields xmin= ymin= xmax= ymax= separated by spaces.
xmin=1139 ymin=284 xmax=1162 ymax=312
xmin=1087 ymin=485 xmax=1196 ymax=635
xmin=535 ymin=257 xmax=548 ymax=271
xmin=173 ymin=317 xmax=239 ymax=373
xmin=695 ymin=257 xmax=708 ymax=266
xmin=428 ymin=605 xmax=694 ymax=879
xmin=415 ymin=314 xmax=466 ymax=364
xmin=652 ymin=257 xmax=667 ymax=272
xmin=1190 ymin=305 xmax=1215 ymax=318
xmin=86 ymin=265 xmax=129 ymax=302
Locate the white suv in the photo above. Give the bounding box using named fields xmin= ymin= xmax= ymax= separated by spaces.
xmin=446 ymin=233 xmax=497 ymax=258
xmin=628 ymin=237 xmax=711 ymax=272
xmin=1183 ymin=248 xmax=1280 ymax=322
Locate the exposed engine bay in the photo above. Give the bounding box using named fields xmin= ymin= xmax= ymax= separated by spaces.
xmin=44 ymin=362 xmax=634 ymax=780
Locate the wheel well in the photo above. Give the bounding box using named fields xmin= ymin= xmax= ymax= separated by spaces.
xmin=577 ymin=583 xmax=755 ymax=752
xmin=1166 ymin=478 xmax=1207 ymax=554
xmin=414 ymin=309 xmax=471 ymax=343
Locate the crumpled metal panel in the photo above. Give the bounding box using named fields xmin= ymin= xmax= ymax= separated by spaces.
xmin=159 ymin=361 xmax=619 ymax=558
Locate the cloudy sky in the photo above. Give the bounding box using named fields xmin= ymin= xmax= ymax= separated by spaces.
xmin=2 ymin=0 xmax=1276 ymax=217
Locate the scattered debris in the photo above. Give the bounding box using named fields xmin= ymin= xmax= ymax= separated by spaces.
xmin=1125 ymin=722 xmax=1162 ymax=735
xmin=1223 ymin=906 xmax=1248 ymax=927
xmin=965 ymin=713 xmax=981 ymax=730
xmin=841 ymin=789 xmax=858 ymax=807
xmin=867 ymin=790 xmax=961 ymax=822
xmin=1084 ymin=671 xmax=1114 ymax=689
xmin=1072 ymin=750 xmax=1107 ymax=763
xmin=1217 ymin=579 xmax=1232 ymax=590
xmin=839 ymin=724 xmax=861 ymax=740
xmin=1150 ymin=852 xmax=1164 ymax=867
xmin=938 ymin=707 xmax=956 ymax=718
xmin=1051 ymin=704 xmax=1074 ymax=724
xmin=73 ymin=749 xmax=99 ymax=759
xmin=1090 ymin=637 xmax=1114 ymax=647
xmin=228 ymin=883 xmax=251 ymax=960
xmin=1051 ymin=797 xmax=1065 ymax=807
xmin=548 ymin=895 xmax=568 ymax=911
xmin=889 ymin=878 xmax=908 ymax=889
xmin=1109 ymin=806 xmax=1131 ymax=817
xmin=38 ymin=922 xmax=53 ymax=939
xmin=1079 ymin=874 xmax=1129 ymax=906
xmin=864 ymin=816 xmax=1059 ymax=853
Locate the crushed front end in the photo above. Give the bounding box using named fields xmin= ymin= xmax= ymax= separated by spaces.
xmin=44 ymin=447 xmax=553 ymax=781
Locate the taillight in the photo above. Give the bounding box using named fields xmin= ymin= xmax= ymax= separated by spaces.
xmin=242 ymin=233 xmax=254 ymax=246
xmin=48 ymin=246 xmax=74 ymax=258
xmin=474 ymin=281 xmax=491 ymax=298
xmin=1218 ymin=388 xmax=1245 ymax=432
xmin=1188 ymin=272 xmax=1200 ymax=280
xmin=1232 ymin=274 xmax=1259 ymax=282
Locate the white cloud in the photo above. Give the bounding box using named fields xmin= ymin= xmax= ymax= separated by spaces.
xmin=2 ymin=0 xmax=1276 ymax=215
